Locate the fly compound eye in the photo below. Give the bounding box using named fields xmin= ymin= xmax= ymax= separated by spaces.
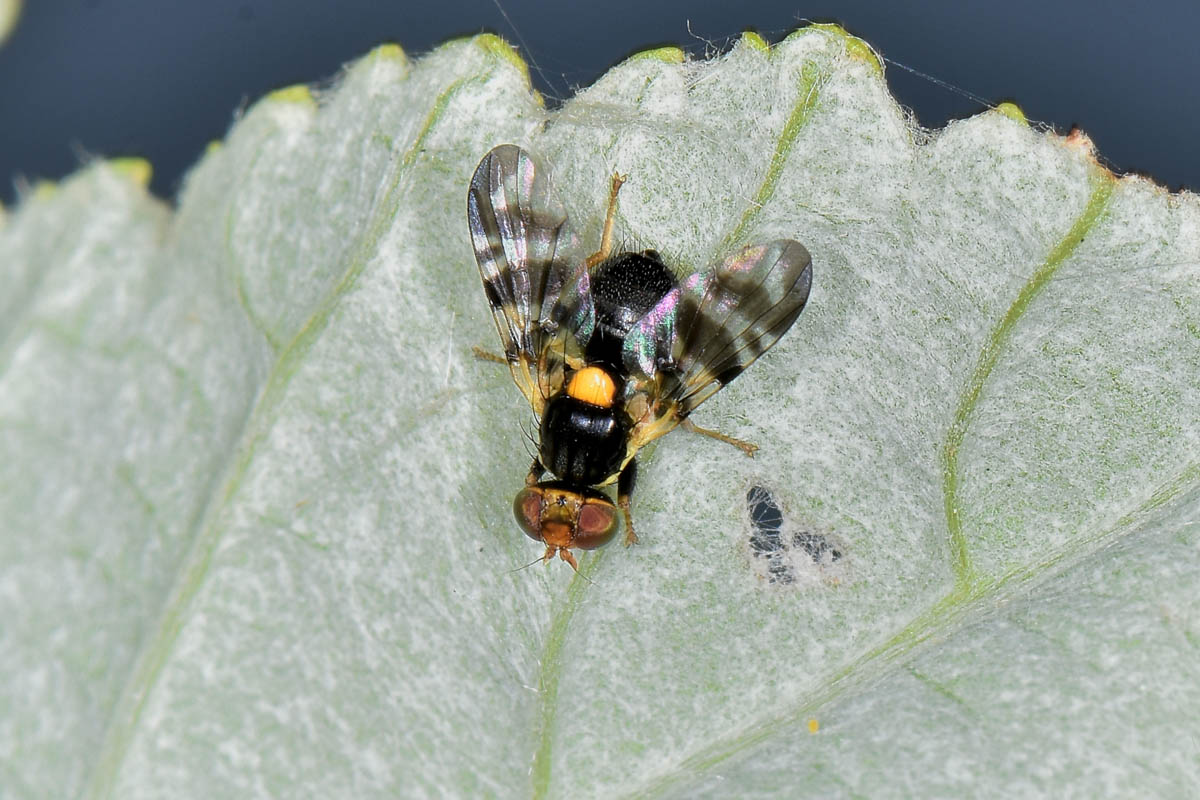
xmin=573 ymin=498 xmax=618 ymax=550
xmin=513 ymin=488 xmax=545 ymax=542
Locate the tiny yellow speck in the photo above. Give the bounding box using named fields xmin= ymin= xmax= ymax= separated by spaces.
xmin=808 ymin=718 xmax=819 ymax=734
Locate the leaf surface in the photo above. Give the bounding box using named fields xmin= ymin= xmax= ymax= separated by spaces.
xmin=1 ymin=27 xmax=1197 ymax=799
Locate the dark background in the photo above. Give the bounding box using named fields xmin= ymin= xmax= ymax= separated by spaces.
xmin=1 ymin=1 xmax=1197 ymax=207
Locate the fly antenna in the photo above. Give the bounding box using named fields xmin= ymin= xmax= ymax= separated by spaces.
xmin=507 ymin=554 xmax=549 ymax=574
xmin=506 ymin=553 xmax=596 ymax=585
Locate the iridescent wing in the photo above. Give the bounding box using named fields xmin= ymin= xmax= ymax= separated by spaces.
xmin=623 ymin=240 xmax=813 ymax=445
xmin=467 ymin=145 xmax=595 ymax=415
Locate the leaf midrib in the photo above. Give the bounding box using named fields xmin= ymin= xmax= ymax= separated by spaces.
xmin=530 ymin=38 xmax=830 ymax=799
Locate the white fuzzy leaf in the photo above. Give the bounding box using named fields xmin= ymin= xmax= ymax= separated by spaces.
xmin=1 ymin=28 xmax=1197 ymax=799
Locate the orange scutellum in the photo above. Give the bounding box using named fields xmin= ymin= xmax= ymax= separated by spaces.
xmin=566 ymin=366 xmax=616 ymax=408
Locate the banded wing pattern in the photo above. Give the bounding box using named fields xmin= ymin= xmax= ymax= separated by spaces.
xmin=467 ymin=145 xmax=594 ymax=413
xmin=624 ymin=239 xmax=812 ymax=430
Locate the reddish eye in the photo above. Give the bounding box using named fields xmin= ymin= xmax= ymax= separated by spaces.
xmin=574 ymin=499 xmax=618 ymax=549
xmin=513 ymin=488 xmax=544 ymax=541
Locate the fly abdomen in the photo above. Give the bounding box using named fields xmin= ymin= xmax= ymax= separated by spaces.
xmin=539 ymin=394 xmax=628 ymax=486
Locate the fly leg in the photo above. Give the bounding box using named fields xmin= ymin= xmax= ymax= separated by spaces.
xmin=585 ymin=171 xmax=627 ymax=269
xmin=471 ymin=346 xmax=508 ymax=364
xmin=526 ymin=458 xmax=546 ymax=486
xmin=618 ymin=458 xmax=638 ymax=546
xmin=680 ymin=418 xmax=758 ymax=457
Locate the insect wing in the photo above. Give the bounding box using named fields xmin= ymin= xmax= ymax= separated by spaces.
xmin=624 ymin=239 xmax=813 ymax=418
xmin=467 ymin=145 xmax=594 ymax=412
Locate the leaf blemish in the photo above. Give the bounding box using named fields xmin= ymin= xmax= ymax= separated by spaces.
xmin=744 ymin=485 xmax=847 ymax=587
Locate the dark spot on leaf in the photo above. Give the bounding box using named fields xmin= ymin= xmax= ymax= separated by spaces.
xmin=793 ymin=531 xmax=842 ymax=562
xmin=744 ymin=485 xmax=845 ymax=586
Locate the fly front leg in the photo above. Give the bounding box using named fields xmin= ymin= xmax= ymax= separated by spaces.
xmin=526 ymin=458 xmax=546 ymax=487
xmin=584 ymin=171 xmax=627 ymax=269
xmin=618 ymin=458 xmax=638 ymax=546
